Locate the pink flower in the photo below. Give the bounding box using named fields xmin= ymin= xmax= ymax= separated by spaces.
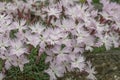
xmin=59 ymin=0 xmax=75 ymax=7
xmin=0 ymin=72 xmax=5 ymax=80
xmin=12 ymin=55 xmax=29 ymax=71
xmin=76 ymin=28 xmax=90 ymax=44
xmin=99 ymin=34 xmax=113 ymax=50
xmin=10 ymin=40 xmax=28 ymax=56
xmin=0 ymin=36 xmax=10 ymax=50
xmin=65 ymin=5 xmax=89 ymax=21
xmin=1 ymin=52 xmax=17 ymax=70
xmin=0 ymin=2 xmax=6 ymax=12
xmin=12 ymin=20 xmax=27 ymax=33
xmin=71 ymin=55 xmax=85 ymax=71
xmin=86 ymin=61 xmax=97 ymax=80
xmin=46 ymin=45 xmax=71 ymax=64
xmin=29 ymin=22 xmax=45 ymax=34
xmin=25 ymin=32 xmax=40 ymax=47
xmin=42 ymin=5 xmax=62 ymax=18
xmin=0 ymin=14 xmax=13 ymax=33
xmin=45 ymin=63 xmax=66 ymax=80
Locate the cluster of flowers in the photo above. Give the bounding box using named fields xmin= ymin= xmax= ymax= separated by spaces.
xmin=0 ymin=0 xmax=120 ymax=80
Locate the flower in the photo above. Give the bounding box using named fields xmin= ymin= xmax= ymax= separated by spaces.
xmin=86 ymin=61 xmax=97 ymax=80
xmin=12 ymin=55 xmax=29 ymax=71
xmin=99 ymin=34 xmax=113 ymax=50
xmin=0 ymin=72 xmax=5 ymax=80
xmin=0 ymin=36 xmax=10 ymax=50
xmin=0 ymin=0 xmax=120 ymax=80
xmin=76 ymin=28 xmax=90 ymax=44
xmin=0 ymin=13 xmax=13 ymax=33
xmin=10 ymin=39 xmax=28 ymax=57
xmin=52 ymin=45 xmax=71 ymax=64
xmin=12 ymin=20 xmax=27 ymax=33
xmin=0 ymin=2 xmax=6 ymax=12
xmin=29 ymin=22 xmax=45 ymax=34
xmin=65 ymin=5 xmax=89 ymax=21
xmin=25 ymin=32 xmax=40 ymax=47
xmin=71 ymin=55 xmax=85 ymax=71
xmin=42 ymin=5 xmax=62 ymax=18
xmin=1 ymin=52 xmax=17 ymax=70
xmin=45 ymin=68 xmax=57 ymax=80
xmin=59 ymin=0 xmax=75 ymax=7
xmin=45 ymin=62 xmax=66 ymax=80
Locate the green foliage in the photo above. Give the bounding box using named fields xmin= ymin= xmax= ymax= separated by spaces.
xmin=0 ymin=0 xmax=12 ymax=2
xmin=9 ymin=30 xmax=18 ymax=39
xmin=0 ymin=59 xmax=3 ymax=71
